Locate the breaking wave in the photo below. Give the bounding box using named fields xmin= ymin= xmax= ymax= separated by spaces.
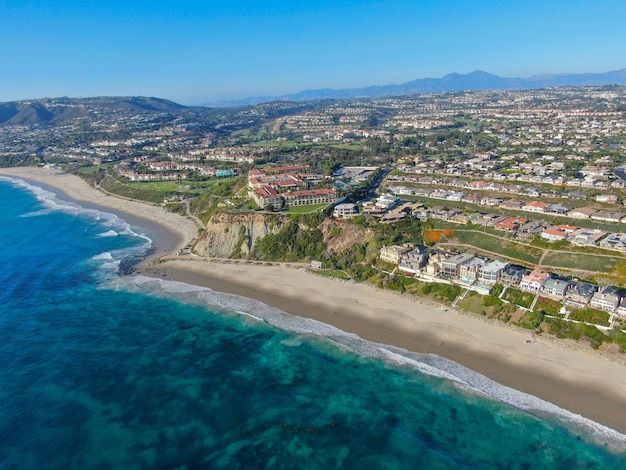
xmin=112 ymin=274 xmax=626 ymax=454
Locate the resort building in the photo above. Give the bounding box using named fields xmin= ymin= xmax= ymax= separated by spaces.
xmin=282 ymin=188 xmax=337 ymax=207
xmin=252 ymin=186 xmax=283 ymax=210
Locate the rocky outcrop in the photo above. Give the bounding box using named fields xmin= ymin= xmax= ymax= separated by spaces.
xmin=194 ymin=212 xmax=285 ymax=258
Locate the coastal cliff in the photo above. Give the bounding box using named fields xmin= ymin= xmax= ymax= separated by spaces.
xmin=194 ymin=212 xmax=374 ymax=260
xmin=194 ymin=212 xmax=285 ymax=258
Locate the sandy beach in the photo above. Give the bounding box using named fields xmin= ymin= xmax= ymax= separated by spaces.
xmin=0 ymin=167 xmax=199 ymax=257
xmin=2 ymin=167 xmax=626 ymax=436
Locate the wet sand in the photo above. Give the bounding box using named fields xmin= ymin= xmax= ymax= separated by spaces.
xmin=2 ymin=166 xmax=626 ymax=436
xmin=145 ymin=258 xmax=626 ymax=436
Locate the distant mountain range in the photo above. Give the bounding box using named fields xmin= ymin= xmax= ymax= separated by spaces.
xmin=204 ymin=68 xmax=626 ymax=107
xmin=0 ymin=96 xmax=185 ymax=126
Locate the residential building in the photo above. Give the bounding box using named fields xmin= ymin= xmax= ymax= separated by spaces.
xmin=616 ymin=298 xmax=626 ymax=318
xmin=519 ymin=269 xmax=551 ymax=293
xmin=478 ymin=260 xmax=509 ymax=286
xmin=599 ymin=233 xmax=626 ymax=252
xmin=495 ymin=217 xmax=525 ymax=232
xmin=591 ymin=211 xmax=625 ymax=223
xmin=564 ymin=282 xmax=598 ymax=309
xmin=540 ymin=228 xmax=568 ymax=242
xmin=441 ymin=253 xmax=476 ymax=279
xmin=595 ymin=194 xmax=619 ymax=203
xmin=567 ymin=207 xmax=597 ymax=219
xmin=333 ymin=203 xmax=359 ymax=219
xmin=590 ymin=286 xmax=622 ymax=312
xmin=569 ymin=228 xmax=608 ymax=246
xmin=379 ymin=245 xmax=412 ymax=265
xmin=425 ymin=251 xmax=452 ymax=276
xmin=522 ymin=201 xmax=548 ymax=213
xmin=459 ymin=257 xmax=486 ymax=283
xmin=398 ymin=247 xmax=429 ymax=274
xmin=499 ymin=264 xmax=529 ymax=286
xmin=542 ymin=278 xmax=572 ymax=298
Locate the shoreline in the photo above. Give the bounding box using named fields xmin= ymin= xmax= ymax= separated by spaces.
xmin=2 ymin=167 xmax=626 ymax=438
xmin=0 ymin=167 xmax=199 ymax=260
xmin=144 ymin=257 xmax=626 ymax=437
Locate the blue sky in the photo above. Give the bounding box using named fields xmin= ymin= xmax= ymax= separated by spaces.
xmin=1 ymin=0 xmax=624 ymax=104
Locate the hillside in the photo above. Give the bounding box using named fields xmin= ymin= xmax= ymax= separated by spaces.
xmin=0 ymin=96 xmax=186 ymax=126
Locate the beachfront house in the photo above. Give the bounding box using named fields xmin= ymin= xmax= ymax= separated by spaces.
xmin=425 ymin=251 xmax=451 ymax=276
xmin=541 ymin=278 xmax=573 ymax=298
xmin=499 ymin=264 xmax=530 ymax=287
xmin=590 ymin=286 xmax=622 ymax=312
xmin=616 ymin=298 xmax=626 ymax=318
xmin=379 ymin=245 xmax=412 ymax=265
xmin=398 ymin=247 xmax=429 ymax=275
xmin=564 ymin=282 xmax=598 ymax=309
xmin=441 ymin=253 xmax=476 ymax=279
xmin=519 ymin=269 xmax=551 ymax=293
xmin=478 ymin=260 xmax=509 ymax=286
xmin=458 ymin=257 xmax=486 ymax=284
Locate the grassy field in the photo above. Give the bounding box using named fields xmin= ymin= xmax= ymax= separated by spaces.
xmin=283 ymin=204 xmax=328 ymax=214
xmin=542 ymin=252 xmax=623 ymax=273
xmin=429 ymin=223 xmax=542 ymax=265
xmin=127 ymin=178 xmax=236 ymax=194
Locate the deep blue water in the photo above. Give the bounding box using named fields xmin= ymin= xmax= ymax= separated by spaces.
xmin=0 ymin=176 xmax=625 ymax=469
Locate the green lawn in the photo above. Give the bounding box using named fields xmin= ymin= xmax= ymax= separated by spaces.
xmin=127 ymin=179 xmax=234 ymax=194
xmin=542 ymin=252 xmax=622 ymax=273
xmin=283 ymin=204 xmax=328 ymax=214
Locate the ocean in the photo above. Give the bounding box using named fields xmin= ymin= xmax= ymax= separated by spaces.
xmin=0 ymin=176 xmax=625 ymax=469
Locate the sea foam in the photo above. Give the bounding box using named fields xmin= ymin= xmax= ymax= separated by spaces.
xmin=116 ymin=274 xmax=626 ymax=453
xmin=2 ymin=176 xmax=152 ymax=277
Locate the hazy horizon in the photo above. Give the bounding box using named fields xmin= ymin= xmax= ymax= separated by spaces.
xmin=2 ymin=1 xmax=625 ymax=105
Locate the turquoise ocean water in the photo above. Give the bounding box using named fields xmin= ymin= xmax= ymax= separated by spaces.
xmin=0 ymin=176 xmax=625 ymax=469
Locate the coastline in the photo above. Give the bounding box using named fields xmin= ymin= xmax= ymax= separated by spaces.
xmin=0 ymin=167 xmax=199 ymax=259
xmin=2 ymin=167 xmax=626 ymax=438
